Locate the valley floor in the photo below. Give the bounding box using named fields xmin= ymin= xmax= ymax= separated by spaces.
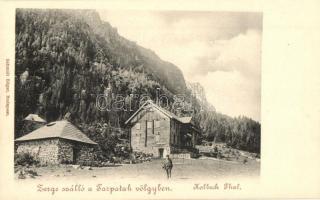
xmin=15 ymin=157 xmax=260 ymax=181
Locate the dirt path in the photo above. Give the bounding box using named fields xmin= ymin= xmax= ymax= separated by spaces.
xmin=16 ymin=158 xmax=260 ymax=181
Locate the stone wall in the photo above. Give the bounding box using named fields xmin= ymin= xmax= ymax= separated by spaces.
xmin=16 ymin=138 xmax=96 ymax=165
xmin=133 ymin=146 xmax=172 ymax=158
xmin=58 ymin=139 xmax=96 ymax=165
xmin=57 ymin=139 xmax=73 ymax=164
xmin=77 ymin=144 xmax=96 ymax=165
xmin=16 ymin=139 xmax=60 ymax=165
xmin=170 ymin=153 xmax=191 ymax=159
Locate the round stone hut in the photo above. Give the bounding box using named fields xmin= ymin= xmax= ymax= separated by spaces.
xmin=15 ymin=120 xmax=97 ymax=165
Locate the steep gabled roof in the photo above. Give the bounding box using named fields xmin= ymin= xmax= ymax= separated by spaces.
xmin=125 ymin=100 xmax=191 ymax=124
xmin=24 ymin=114 xmax=46 ymax=123
xmin=15 ymin=120 xmax=97 ymax=145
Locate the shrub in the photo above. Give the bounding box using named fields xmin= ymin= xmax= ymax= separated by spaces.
xmin=14 ymin=152 xmax=39 ymax=166
xmin=217 ymin=151 xmax=223 ymax=159
xmin=25 ymin=169 xmax=39 ymax=177
xmin=61 ymin=159 xmax=73 ymax=165
xmin=18 ymin=171 xmax=26 ymax=179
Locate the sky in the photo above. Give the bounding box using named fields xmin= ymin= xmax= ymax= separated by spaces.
xmin=98 ymin=10 xmax=262 ymax=121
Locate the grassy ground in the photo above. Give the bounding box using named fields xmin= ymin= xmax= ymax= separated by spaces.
xmin=16 ymin=156 xmax=260 ymax=181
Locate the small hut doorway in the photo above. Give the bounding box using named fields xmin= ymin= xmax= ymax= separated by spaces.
xmin=158 ymin=148 xmax=164 ymax=158
xmin=73 ymin=147 xmax=80 ymax=164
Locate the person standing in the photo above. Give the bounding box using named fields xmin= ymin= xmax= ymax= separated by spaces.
xmin=162 ymin=155 xmax=173 ymax=179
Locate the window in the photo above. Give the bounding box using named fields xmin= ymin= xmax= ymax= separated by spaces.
xmin=155 ymin=120 xmax=160 ymax=128
xmin=134 ymin=133 xmax=141 ymax=143
xmin=135 ymin=123 xmax=141 ymax=130
xmin=147 ymin=121 xmax=153 ymax=128
xmin=156 ymin=132 xmax=160 ymax=142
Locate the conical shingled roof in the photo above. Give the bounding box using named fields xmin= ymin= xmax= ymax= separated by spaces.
xmin=15 ymin=120 xmax=97 ymax=145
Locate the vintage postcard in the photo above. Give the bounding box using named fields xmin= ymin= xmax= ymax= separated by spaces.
xmin=0 ymin=0 xmax=319 ymax=199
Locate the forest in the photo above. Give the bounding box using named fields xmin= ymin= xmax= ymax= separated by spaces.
xmin=15 ymin=9 xmax=261 ymax=157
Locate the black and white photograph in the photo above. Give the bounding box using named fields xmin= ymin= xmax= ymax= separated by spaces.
xmin=1 ymin=0 xmax=320 ymax=199
xmin=13 ymin=9 xmax=262 ymax=181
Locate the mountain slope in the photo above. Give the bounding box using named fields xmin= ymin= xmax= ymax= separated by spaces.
xmin=15 ymin=9 xmax=185 ymax=125
xmin=15 ymin=9 xmax=261 ymax=154
xmin=72 ymin=9 xmax=187 ymax=93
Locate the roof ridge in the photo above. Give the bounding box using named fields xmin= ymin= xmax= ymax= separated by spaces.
xmin=15 ymin=120 xmax=97 ymax=145
xmin=125 ymin=100 xmax=190 ymax=124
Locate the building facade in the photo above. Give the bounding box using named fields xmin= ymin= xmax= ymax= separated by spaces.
xmin=15 ymin=120 xmax=97 ymax=165
xmin=125 ymin=100 xmax=199 ymax=158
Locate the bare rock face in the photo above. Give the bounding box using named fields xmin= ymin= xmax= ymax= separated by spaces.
xmin=187 ymin=82 xmax=208 ymax=103
xmin=187 ymin=82 xmax=216 ymax=112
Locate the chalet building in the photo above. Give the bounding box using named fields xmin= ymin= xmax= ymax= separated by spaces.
xmin=15 ymin=120 xmax=97 ymax=165
xmin=24 ymin=114 xmax=46 ymax=123
xmin=125 ymin=100 xmax=200 ymax=158
xmin=16 ymin=114 xmax=47 ymax=139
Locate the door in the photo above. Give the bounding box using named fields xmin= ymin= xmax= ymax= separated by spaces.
xmin=158 ymin=148 xmax=164 ymax=158
xmin=73 ymin=147 xmax=80 ymax=164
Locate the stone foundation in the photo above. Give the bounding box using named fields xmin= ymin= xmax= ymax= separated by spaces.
xmin=16 ymin=138 xmax=96 ymax=165
xmin=16 ymin=138 xmax=60 ymax=165
xmin=58 ymin=139 xmax=96 ymax=165
xmin=170 ymin=153 xmax=191 ymax=159
xmin=132 ymin=146 xmax=172 ymax=158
